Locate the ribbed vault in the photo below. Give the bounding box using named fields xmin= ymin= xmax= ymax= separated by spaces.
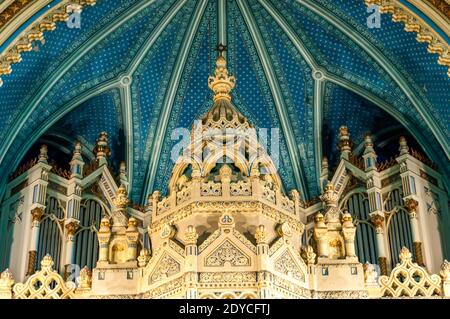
xmin=0 ymin=0 xmax=448 ymax=205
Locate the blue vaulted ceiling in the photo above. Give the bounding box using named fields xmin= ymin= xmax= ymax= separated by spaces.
xmin=0 ymin=0 xmax=449 ymax=204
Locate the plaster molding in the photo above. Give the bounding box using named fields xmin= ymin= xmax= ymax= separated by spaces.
xmin=365 ymin=0 xmax=450 ymax=76
xmin=0 ymin=1 xmax=96 ymax=86
xmin=298 ymin=0 xmax=449 ymax=160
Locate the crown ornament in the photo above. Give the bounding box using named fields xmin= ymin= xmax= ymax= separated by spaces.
xmin=40 ymin=254 xmax=55 ymax=271
xmin=399 ymin=247 xmax=412 ymax=262
xmin=113 ymin=184 xmax=130 ymax=209
xmin=0 ymin=269 xmax=14 ymax=289
xmin=321 ymin=181 xmax=339 ymax=207
xmin=208 ymin=44 xmax=235 ymax=102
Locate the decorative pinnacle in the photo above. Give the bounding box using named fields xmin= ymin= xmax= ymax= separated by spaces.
xmin=338 ymin=126 xmax=352 ymax=156
xmin=208 ymin=44 xmax=235 ymax=102
xmin=72 ymin=141 xmax=83 ymax=161
xmin=399 ymin=136 xmax=409 ymax=155
xmin=113 ymin=184 xmax=130 ymax=209
xmin=364 ymin=133 xmax=376 ymax=155
xmin=321 ymin=181 xmax=339 ymax=207
xmin=39 ymin=145 xmax=48 ymax=163
xmin=93 ymin=132 xmax=110 ymax=163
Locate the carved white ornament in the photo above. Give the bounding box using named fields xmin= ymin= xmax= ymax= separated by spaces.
xmin=201 ymin=181 xmax=222 ymax=196
xmin=274 ymin=250 xmax=305 ymax=282
xmin=13 ymin=255 xmax=76 ymax=299
xmin=149 ymin=253 xmax=180 ymax=284
xmin=379 ymin=247 xmax=441 ymax=297
xmin=230 ymin=181 xmax=251 ymax=196
xmin=205 ymin=240 xmax=251 ymax=267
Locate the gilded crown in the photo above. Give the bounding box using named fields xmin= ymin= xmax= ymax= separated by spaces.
xmin=40 ymin=254 xmax=54 ymax=270
xmin=113 ymin=184 xmax=130 ymax=209
xmin=321 ymin=181 xmax=339 ymax=207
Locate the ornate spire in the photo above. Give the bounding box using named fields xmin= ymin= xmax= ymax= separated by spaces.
xmin=363 ymin=133 xmax=375 ymax=155
xmin=338 ymin=126 xmax=352 ymax=160
xmin=70 ymin=141 xmax=84 ymax=178
xmin=399 ymin=136 xmax=409 ymax=155
xmin=321 ymin=181 xmax=339 ymax=208
xmin=363 ymin=133 xmax=377 ymax=171
xmin=208 ymin=44 xmax=235 ymax=103
xmin=113 ymin=184 xmax=130 ymax=209
xmin=93 ymin=132 xmax=110 ymax=166
xmin=202 ymin=45 xmax=249 ymax=130
xmin=38 ymin=145 xmax=48 ymax=164
xmin=72 ymin=142 xmax=83 ymax=161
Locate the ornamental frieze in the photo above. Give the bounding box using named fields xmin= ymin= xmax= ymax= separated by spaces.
xmin=150 ymin=200 xmax=304 ymax=234
xmin=198 ymin=272 xmax=257 ymax=283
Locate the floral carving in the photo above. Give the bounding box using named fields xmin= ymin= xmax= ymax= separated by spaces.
xmin=230 ymin=181 xmax=251 ymax=196
xmin=199 ymin=272 xmax=257 ymax=283
xmin=149 ymin=253 xmax=180 ymax=284
xmin=201 ymin=181 xmax=222 ymax=196
xmin=13 ymin=255 xmax=76 ymax=299
xmin=274 ymin=251 xmax=305 ymax=282
xmin=205 ymin=240 xmax=250 ymax=267
xmin=379 ymin=247 xmax=441 ymax=297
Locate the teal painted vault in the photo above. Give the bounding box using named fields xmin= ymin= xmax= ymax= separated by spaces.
xmin=0 ymin=0 xmax=448 ymax=207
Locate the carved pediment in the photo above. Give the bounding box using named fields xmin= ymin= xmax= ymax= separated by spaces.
xmin=148 ymin=252 xmax=181 ymax=285
xmin=204 ymin=239 xmax=251 ymax=267
xmin=273 ymin=249 xmax=307 ymax=283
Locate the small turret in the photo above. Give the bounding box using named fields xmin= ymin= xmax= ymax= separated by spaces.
xmin=38 ymin=145 xmax=48 ymax=164
xmin=119 ymin=161 xmax=128 ymax=186
xmin=363 ymin=133 xmax=377 ymax=172
xmin=338 ymin=126 xmax=352 ymax=160
xmin=93 ymin=132 xmax=110 ymax=166
xmin=399 ymin=136 xmax=409 ymax=155
xmin=70 ymin=142 xmax=84 ymax=178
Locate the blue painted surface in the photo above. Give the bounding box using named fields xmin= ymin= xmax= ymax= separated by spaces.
xmin=0 ymin=0 xmax=448 ymax=204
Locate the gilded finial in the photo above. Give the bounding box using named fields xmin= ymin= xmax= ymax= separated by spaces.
xmin=364 ymin=133 xmax=375 ymax=153
xmin=208 ymin=44 xmax=235 ymax=102
xmin=39 ymin=145 xmax=48 ymax=163
xmin=321 ymin=181 xmax=339 ymax=207
xmin=99 ymin=217 xmax=111 ymax=232
xmin=399 ymin=136 xmax=409 ymax=155
xmin=314 ymin=212 xmax=325 ymax=224
xmin=342 ymin=211 xmax=353 ymax=223
xmin=399 ymin=247 xmax=412 ymax=262
xmin=338 ymin=126 xmax=352 ymax=159
xmin=40 ymin=254 xmax=54 ymax=270
xmin=113 ymin=184 xmax=129 ymax=209
xmin=93 ymin=132 xmax=110 ymax=166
